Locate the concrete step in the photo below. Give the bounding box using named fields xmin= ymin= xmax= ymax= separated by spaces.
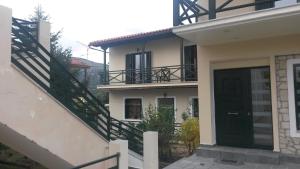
xmin=196 ymin=146 xmax=280 ymax=165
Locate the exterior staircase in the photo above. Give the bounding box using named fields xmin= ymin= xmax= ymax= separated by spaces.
xmin=0 ymin=8 xmax=145 ymax=168
xmin=11 ymin=17 xmax=143 ymax=156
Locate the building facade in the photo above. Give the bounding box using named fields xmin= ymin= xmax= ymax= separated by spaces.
xmin=173 ymin=0 xmax=300 ymax=156
xmin=89 ymin=29 xmax=199 ymax=123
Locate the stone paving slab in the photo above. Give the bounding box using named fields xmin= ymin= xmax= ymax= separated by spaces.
xmin=163 ymin=154 xmax=300 ymax=169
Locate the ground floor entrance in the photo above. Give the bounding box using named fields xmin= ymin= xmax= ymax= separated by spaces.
xmin=214 ymin=67 xmax=273 ymax=149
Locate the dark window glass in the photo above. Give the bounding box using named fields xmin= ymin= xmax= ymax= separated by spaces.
xmin=192 ymin=98 xmax=199 ymax=118
xmin=251 ymin=67 xmax=273 ymax=147
xmin=125 ymin=99 xmax=142 ymax=120
xmin=255 ymin=0 xmax=274 ymax=10
xmin=293 ymin=64 xmax=300 ymax=130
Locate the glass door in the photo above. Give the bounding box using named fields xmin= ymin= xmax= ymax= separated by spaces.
xmin=251 ymin=67 xmax=273 ymax=149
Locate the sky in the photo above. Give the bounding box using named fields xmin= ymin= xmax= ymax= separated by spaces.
xmin=0 ymin=0 xmax=173 ymax=63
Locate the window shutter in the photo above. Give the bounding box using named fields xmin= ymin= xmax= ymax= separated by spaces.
xmin=126 ymin=54 xmax=135 ymax=84
xmin=255 ymin=0 xmax=274 ymax=11
xmin=145 ymin=52 xmax=152 ymax=83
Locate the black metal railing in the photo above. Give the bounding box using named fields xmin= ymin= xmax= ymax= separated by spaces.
xmin=110 ymin=118 xmax=144 ymax=155
xmin=100 ymin=64 xmax=197 ymax=85
xmin=71 ymin=153 xmax=120 ymax=169
xmin=10 ymin=18 xmax=144 ymax=155
xmin=173 ymin=0 xmax=296 ymax=26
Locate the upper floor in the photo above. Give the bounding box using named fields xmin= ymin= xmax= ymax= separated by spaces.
xmin=89 ymin=29 xmax=198 ymax=90
xmin=174 ymin=0 xmax=300 ymax=26
xmin=173 ymin=0 xmax=300 ymax=45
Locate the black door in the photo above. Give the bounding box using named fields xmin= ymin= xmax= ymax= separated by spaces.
xmin=214 ymin=69 xmax=253 ymax=147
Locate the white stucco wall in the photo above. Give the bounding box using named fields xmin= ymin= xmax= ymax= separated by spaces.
xmin=0 ymin=5 xmax=111 ymax=169
xmin=109 ymin=88 xmax=198 ymax=123
xmin=109 ymin=37 xmax=182 ymax=71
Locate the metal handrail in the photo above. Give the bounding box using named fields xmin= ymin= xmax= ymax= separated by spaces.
xmin=11 ymin=17 xmax=144 ymax=155
xmin=71 ymin=153 xmax=120 ymax=169
xmin=100 ymin=64 xmax=198 ymax=85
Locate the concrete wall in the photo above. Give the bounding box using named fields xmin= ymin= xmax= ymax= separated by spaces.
xmin=109 ymin=88 xmax=197 ymax=123
xmin=0 ymin=5 xmax=112 ymax=169
xmin=197 ymin=34 xmax=300 ymax=153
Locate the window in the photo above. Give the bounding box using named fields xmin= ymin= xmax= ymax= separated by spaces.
xmin=125 ymin=98 xmax=142 ymax=120
xmin=190 ymin=98 xmax=199 ymax=118
xmin=287 ymin=59 xmax=300 ymax=137
xmin=256 ymin=0 xmax=298 ymax=10
xmin=255 ymin=0 xmax=275 ymax=10
xmin=157 ymin=97 xmax=175 ymax=117
xmin=275 ymin=0 xmax=298 ymax=8
xmin=125 ymin=52 xmax=151 ymax=84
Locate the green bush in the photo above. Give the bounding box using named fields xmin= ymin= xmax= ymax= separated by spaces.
xmin=177 ymin=117 xmax=200 ymax=154
xmin=137 ymin=104 xmax=175 ymax=161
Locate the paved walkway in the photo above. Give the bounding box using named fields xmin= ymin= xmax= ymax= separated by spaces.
xmin=163 ymin=154 xmax=300 ymax=169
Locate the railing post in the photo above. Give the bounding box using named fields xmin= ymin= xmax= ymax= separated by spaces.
xmin=0 ymin=5 xmax=12 ymax=68
xmin=208 ymin=0 xmax=216 ymax=20
xmin=143 ymin=131 xmax=158 ymax=169
xmin=119 ymin=121 xmax=122 ymax=136
xmin=107 ymin=112 xmax=111 ymax=140
xmin=173 ymin=0 xmax=180 ymax=26
xmin=109 ymin=140 xmax=128 ymax=169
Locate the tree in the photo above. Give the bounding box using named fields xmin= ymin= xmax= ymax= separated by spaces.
xmin=28 ymin=5 xmax=72 ymax=67
xmin=137 ymin=104 xmax=176 ymax=161
xmin=28 ymin=5 xmax=73 ymax=104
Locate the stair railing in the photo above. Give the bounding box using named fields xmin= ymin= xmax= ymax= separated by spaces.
xmin=11 ymin=17 xmax=143 ymax=155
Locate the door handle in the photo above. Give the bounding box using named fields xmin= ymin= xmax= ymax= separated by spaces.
xmin=227 ymin=112 xmax=239 ymax=115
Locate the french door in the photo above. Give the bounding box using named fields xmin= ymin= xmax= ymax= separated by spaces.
xmin=214 ymin=67 xmax=273 ymax=149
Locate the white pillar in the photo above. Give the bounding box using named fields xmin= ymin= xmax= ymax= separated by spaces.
xmin=143 ymin=131 xmax=158 ymax=169
xmin=38 ymin=21 xmax=50 ymax=51
xmin=0 ymin=5 xmax=12 ymax=68
xmin=109 ymin=140 xmax=128 ymax=169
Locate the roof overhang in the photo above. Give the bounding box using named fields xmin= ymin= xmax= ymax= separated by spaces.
xmin=173 ymin=4 xmax=300 ymax=45
xmin=89 ymin=28 xmax=176 ymax=48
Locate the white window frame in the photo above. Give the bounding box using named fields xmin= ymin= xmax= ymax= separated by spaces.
xmin=287 ymin=59 xmax=300 ymax=137
xmin=123 ymin=97 xmax=144 ymax=122
xmin=155 ymin=96 xmax=177 ymax=120
xmin=189 ymin=96 xmax=199 ymax=117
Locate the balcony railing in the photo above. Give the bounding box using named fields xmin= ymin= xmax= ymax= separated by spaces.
xmin=173 ymin=0 xmax=297 ymax=26
xmin=99 ymin=64 xmax=197 ymax=85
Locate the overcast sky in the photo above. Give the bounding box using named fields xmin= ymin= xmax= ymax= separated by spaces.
xmin=0 ymin=0 xmax=173 ymax=63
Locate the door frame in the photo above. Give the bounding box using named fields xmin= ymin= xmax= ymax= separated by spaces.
xmin=213 ymin=66 xmax=274 ymax=149
xmin=155 ymin=96 xmax=177 ymax=120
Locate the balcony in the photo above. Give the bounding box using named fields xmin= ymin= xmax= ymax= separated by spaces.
xmin=98 ymin=65 xmax=197 ymax=90
xmin=173 ymin=0 xmax=300 ymax=45
xmin=173 ymin=0 xmax=300 ymax=25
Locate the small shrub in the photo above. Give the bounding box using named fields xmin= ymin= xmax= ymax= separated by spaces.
xmin=137 ymin=104 xmax=175 ymax=161
xmin=181 ymin=112 xmax=189 ymax=121
xmin=177 ymin=117 xmax=200 ymax=154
